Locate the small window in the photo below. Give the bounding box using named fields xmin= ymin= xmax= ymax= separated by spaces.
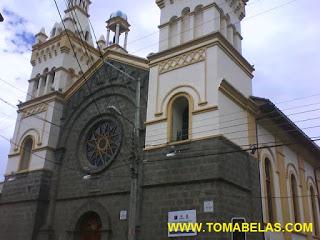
xmin=290 ymin=174 xmax=300 ymax=223
xmin=19 ymin=136 xmax=33 ymax=171
xmin=265 ymin=158 xmax=275 ymax=223
xmin=171 ymin=96 xmax=189 ymax=142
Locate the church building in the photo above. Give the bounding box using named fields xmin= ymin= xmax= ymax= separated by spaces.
xmin=0 ymin=0 xmax=319 ymax=240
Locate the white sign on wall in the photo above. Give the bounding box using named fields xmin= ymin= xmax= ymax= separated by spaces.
xmin=168 ymin=210 xmax=197 ymax=237
xmin=119 ymin=210 xmax=127 ymax=220
xmin=204 ymin=200 xmax=214 ymax=213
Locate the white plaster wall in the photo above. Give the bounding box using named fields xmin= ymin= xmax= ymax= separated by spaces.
xmin=192 ymin=110 xmax=219 ymax=139
xmin=6 ymin=100 xmax=63 ymax=174
xmin=158 ymin=0 xmax=243 ymax=51
xmin=145 ymin=121 xmax=167 ymax=147
xmin=159 ymin=0 xmax=240 ymax=31
xmin=216 ymin=47 xmax=252 ymax=97
xmin=146 ymin=45 xmax=251 ymax=146
xmin=146 ymin=66 xmax=159 ymax=120
xmin=218 ymin=92 xmax=248 ymax=147
xmin=158 ymin=61 xmax=206 ymax=110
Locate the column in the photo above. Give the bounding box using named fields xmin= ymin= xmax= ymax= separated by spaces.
xmin=176 ymin=19 xmax=182 ymax=45
xmin=227 ymin=25 xmax=234 ymax=45
xmin=106 ymin=29 xmax=110 ymax=46
xmin=220 ymin=17 xmax=227 ymax=38
xmin=115 ymin=24 xmax=120 ymax=44
xmin=189 ymin=14 xmax=194 ymax=41
xmin=124 ymin=32 xmax=128 ymax=50
xmin=44 ymin=73 xmax=51 ymax=94
xmin=36 ymin=75 xmax=44 ymax=97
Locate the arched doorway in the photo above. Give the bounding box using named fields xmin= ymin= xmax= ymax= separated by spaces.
xmin=75 ymin=212 xmax=102 ymax=240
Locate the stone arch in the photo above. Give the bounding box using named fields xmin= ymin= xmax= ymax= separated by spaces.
xmin=18 ymin=128 xmax=41 ymax=151
xmin=286 ymin=163 xmax=300 ymax=184
xmin=160 ymin=85 xmax=201 ymax=116
xmin=67 ymin=200 xmax=111 ymax=239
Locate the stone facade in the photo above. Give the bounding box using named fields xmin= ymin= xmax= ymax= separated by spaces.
xmin=141 ymin=137 xmax=263 ymax=240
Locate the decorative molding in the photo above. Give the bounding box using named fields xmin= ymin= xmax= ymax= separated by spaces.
xmin=144 ymin=134 xmax=223 ymax=151
xmin=192 ymin=105 xmax=218 ymax=115
xmin=145 ymin=117 xmax=167 ymax=126
xmin=219 ymin=79 xmax=257 ymax=113
xmin=21 ymin=103 xmax=48 ymax=118
xmin=158 ymin=47 xmax=206 ymax=74
xmin=149 ymin=32 xmax=254 ymax=78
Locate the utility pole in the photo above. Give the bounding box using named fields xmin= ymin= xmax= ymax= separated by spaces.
xmin=128 ymin=77 xmax=141 ymax=240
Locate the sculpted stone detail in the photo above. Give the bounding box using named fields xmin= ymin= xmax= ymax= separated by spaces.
xmin=158 ymin=47 xmax=206 ymax=74
xmin=22 ymin=103 xmax=48 ymax=118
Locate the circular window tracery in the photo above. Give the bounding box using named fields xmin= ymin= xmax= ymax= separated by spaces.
xmin=85 ymin=119 xmax=122 ymax=168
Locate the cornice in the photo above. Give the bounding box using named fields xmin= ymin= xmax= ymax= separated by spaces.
xmin=149 ymin=32 xmax=254 ymax=78
xmin=18 ymin=92 xmax=65 ymax=110
xmin=64 ymin=49 xmax=148 ymax=100
xmin=218 ymin=79 xmax=257 ymax=114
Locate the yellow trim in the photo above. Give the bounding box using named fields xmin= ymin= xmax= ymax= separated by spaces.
xmin=158 ymin=84 xmax=202 ymax=117
xmin=192 ymin=105 xmax=218 ymax=115
xmin=144 ymin=117 xmax=167 ymax=126
xmin=298 ymin=155 xmax=313 ymax=240
xmin=149 ymin=32 xmax=254 ymax=78
xmin=219 ymin=79 xmax=257 ymax=114
xmin=166 ymin=92 xmax=194 ymax=143
xmin=18 ymin=136 xmax=35 ymax=172
xmin=261 ymin=154 xmax=278 ymax=224
xmin=275 ymin=143 xmax=292 ymax=240
xmin=144 ymin=134 xmax=223 ymax=152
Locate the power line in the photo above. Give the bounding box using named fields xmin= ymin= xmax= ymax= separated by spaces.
xmin=130 ymin=0 xmax=301 ymax=55
xmin=2 ymin=89 xmax=320 ymax=150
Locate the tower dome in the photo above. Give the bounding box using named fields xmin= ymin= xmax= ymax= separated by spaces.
xmin=110 ymin=10 xmax=128 ymax=21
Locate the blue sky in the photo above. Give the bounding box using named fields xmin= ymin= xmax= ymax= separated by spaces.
xmin=0 ymin=0 xmax=320 ymax=180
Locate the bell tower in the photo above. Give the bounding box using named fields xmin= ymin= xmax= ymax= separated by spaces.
xmin=145 ymin=0 xmax=254 ymax=149
xmin=105 ymin=10 xmax=131 ymax=51
xmin=5 ymin=0 xmax=99 ymax=175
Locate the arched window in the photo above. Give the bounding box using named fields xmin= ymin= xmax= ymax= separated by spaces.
xmin=19 ymin=136 xmax=33 ymax=171
xmin=265 ymin=158 xmax=275 ymax=223
xmin=181 ymin=7 xmax=190 ymax=43
xmin=170 ymin=96 xmax=190 ymax=142
xmin=310 ymin=186 xmax=319 ymax=236
xmin=194 ymin=5 xmax=203 ymax=38
xmin=75 ymin=212 xmax=102 ymax=240
xmin=290 ymin=174 xmax=300 ymax=223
